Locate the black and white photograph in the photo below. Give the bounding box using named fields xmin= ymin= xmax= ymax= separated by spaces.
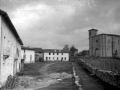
xmin=0 ymin=0 xmax=120 ymax=90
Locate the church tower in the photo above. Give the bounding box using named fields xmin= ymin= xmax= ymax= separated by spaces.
xmin=89 ymin=29 xmax=98 ymax=38
xmin=88 ymin=29 xmax=98 ymax=56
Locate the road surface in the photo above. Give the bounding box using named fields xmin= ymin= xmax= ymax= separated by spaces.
xmin=14 ymin=61 xmax=119 ymax=90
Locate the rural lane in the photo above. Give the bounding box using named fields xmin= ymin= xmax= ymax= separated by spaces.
xmin=13 ymin=61 xmax=118 ymax=90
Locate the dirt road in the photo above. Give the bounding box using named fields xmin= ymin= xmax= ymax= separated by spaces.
xmin=14 ymin=62 xmax=78 ymax=90
xmin=13 ymin=61 xmax=118 ymax=90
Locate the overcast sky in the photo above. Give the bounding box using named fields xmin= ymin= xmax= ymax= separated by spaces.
xmin=0 ymin=0 xmax=120 ymax=51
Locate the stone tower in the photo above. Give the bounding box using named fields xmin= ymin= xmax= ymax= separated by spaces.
xmin=89 ymin=29 xmax=98 ymax=56
xmin=89 ymin=29 xmax=98 ymax=38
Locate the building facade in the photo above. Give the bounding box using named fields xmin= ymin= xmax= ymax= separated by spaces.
xmin=21 ymin=46 xmax=35 ymax=63
xmin=43 ymin=49 xmax=69 ymax=61
xmin=89 ymin=29 xmax=120 ymax=58
xmin=34 ymin=48 xmax=43 ymax=62
xmin=0 ymin=9 xmax=23 ymax=86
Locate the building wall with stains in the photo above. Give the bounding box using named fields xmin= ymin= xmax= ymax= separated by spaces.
xmin=21 ymin=49 xmax=35 ymax=63
xmin=89 ymin=29 xmax=120 ymax=58
xmin=106 ymin=35 xmax=112 ymax=57
xmin=0 ymin=16 xmax=22 ymax=86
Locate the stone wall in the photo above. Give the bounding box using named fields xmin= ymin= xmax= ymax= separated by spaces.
xmin=69 ymin=57 xmax=77 ymax=62
xmin=76 ymin=57 xmax=120 ymax=88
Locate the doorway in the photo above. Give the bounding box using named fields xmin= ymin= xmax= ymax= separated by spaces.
xmin=95 ymin=48 xmax=99 ymax=57
xmin=46 ymin=57 xmax=48 ymax=61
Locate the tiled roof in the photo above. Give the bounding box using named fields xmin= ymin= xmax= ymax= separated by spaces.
xmin=34 ymin=48 xmax=43 ymax=52
xmin=22 ymin=46 xmax=35 ymax=50
xmin=43 ymin=49 xmax=69 ymax=53
xmin=91 ymin=33 xmax=120 ymax=38
xmin=89 ymin=29 xmax=98 ymax=31
xmin=22 ymin=47 xmax=43 ymax=52
xmin=100 ymin=33 xmax=120 ymax=37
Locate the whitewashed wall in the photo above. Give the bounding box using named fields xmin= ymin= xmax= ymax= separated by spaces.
xmin=0 ymin=16 xmax=22 ymax=86
xmin=44 ymin=52 xmax=69 ymax=61
xmin=21 ymin=49 xmax=35 ymax=63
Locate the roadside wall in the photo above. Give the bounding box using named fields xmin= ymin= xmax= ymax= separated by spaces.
xmin=76 ymin=57 xmax=120 ymax=88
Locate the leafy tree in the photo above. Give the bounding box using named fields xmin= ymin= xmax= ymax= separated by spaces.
xmin=70 ymin=45 xmax=78 ymax=56
xmin=80 ymin=50 xmax=89 ymax=56
xmin=63 ymin=44 xmax=69 ymax=51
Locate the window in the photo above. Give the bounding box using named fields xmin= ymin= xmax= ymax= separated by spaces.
xmin=4 ymin=36 xmax=6 ymax=39
xmin=46 ymin=57 xmax=48 ymax=60
xmin=49 ymin=57 xmax=50 ymax=59
xmin=89 ymin=32 xmax=91 ymax=36
xmin=53 ymin=57 xmax=54 ymax=60
xmin=30 ymin=55 xmax=32 ymax=59
xmin=57 ymin=57 xmax=58 ymax=60
xmin=24 ymin=49 xmax=25 ymax=53
xmin=53 ymin=53 xmax=54 ymax=55
xmin=96 ymin=40 xmax=98 ymax=43
xmin=107 ymin=48 xmax=109 ymax=51
xmin=19 ymin=63 xmax=20 ymax=69
xmin=64 ymin=57 xmax=66 ymax=60
xmin=49 ymin=52 xmax=51 ymax=55
xmin=30 ymin=55 xmax=32 ymax=61
xmin=23 ymin=54 xmax=26 ymax=59
xmin=57 ymin=53 xmax=59 ymax=55
xmin=62 ymin=53 xmax=63 ymax=55
xmin=108 ymin=39 xmax=110 ymax=44
xmin=15 ymin=48 xmax=19 ymax=57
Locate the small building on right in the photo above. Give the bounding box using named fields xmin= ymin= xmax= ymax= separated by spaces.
xmin=89 ymin=29 xmax=120 ymax=58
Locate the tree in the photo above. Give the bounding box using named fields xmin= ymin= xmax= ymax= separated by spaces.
xmin=63 ymin=44 xmax=69 ymax=51
xmin=80 ymin=50 xmax=89 ymax=56
xmin=69 ymin=45 xmax=78 ymax=56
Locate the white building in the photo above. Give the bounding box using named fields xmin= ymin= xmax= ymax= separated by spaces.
xmin=43 ymin=49 xmax=69 ymax=61
xmin=21 ymin=46 xmax=35 ymax=63
xmin=0 ymin=9 xmax=23 ymax=86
